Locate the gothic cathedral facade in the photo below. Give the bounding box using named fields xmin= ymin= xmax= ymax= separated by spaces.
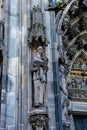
xmin=0 ymin=0 xmax=87 ymax=130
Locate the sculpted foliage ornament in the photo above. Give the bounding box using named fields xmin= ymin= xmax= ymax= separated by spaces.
xmin=29 ymin=114 xmax=49 ymax=128
xmin=29 ymin=108 xmax=49 ymax=128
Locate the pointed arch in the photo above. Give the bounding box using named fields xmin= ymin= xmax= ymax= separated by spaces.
xmin=67 ymin=49 xmax=87 ymax=80
xmin=57 ymin=0 xmax=77 ymax=34
xmin=67 ymin=49 xmax=87 ymax=102
xmin=69 ymin=50 xmax=87 ymax=72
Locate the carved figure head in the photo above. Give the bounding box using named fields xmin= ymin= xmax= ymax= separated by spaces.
xmin=59 ymin=65 xmax=65 ymax=73
xmin=37 ymin=46 xmax=44 ymax=55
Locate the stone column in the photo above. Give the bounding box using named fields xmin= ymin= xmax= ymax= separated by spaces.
xmin=18 ymin=0 xmax=28 ymax=129
xmin=49 ymin=10 xmax=63 ymax=130
xmin=2 ymin=0 xmax=9 ymax=129
xmin=0 ymin=51 xmax=7 ymax=128
xmin=43 ymin=1 xmax=57 ymax=129
xmin=5 ymin=0 xmax=20 ymax=130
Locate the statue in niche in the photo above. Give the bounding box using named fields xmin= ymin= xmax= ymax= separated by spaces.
xmin=59 ymin=65 xmax=68 ymax=100
xmin=31 ymin=46 xmax=48 ymax=107
xmin=59 ymin=64 xmax=69 ymax=123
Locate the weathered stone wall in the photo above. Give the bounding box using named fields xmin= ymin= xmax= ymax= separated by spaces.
xmin=3 ymin=0 xmax=57 ymax=130
xmin=5 ymin=0 xmax=20 ymax=129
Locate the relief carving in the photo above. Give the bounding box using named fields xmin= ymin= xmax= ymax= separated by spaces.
xmin=29 ymin=114 xmax=49 ymax=128
xmin=68 ymin=52 xmax=87 ymax=102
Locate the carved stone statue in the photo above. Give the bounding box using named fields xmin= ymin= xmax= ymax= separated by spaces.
xmin=59 ymin=65 xmax=75 ymax=130
xmin=59 ymin=65 xmax=68 ymax=99
xmin=31 ymin=46 xmax=48 ymax=107
xmin=59 ymin=65 xmax=69 ymax=123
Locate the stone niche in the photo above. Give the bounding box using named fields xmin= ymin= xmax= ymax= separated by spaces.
xmin=28 ymin=6 xmax=49 ymax=129
xmin=29 ymin=45 xmax=49 ymax=129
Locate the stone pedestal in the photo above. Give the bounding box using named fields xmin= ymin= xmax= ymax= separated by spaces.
xmin=29 ymin=107 xmax=49 ymax=130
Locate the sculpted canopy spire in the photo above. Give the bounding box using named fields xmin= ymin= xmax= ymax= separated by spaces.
xmin=28 ymin=5 xmax=48 ymax=47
